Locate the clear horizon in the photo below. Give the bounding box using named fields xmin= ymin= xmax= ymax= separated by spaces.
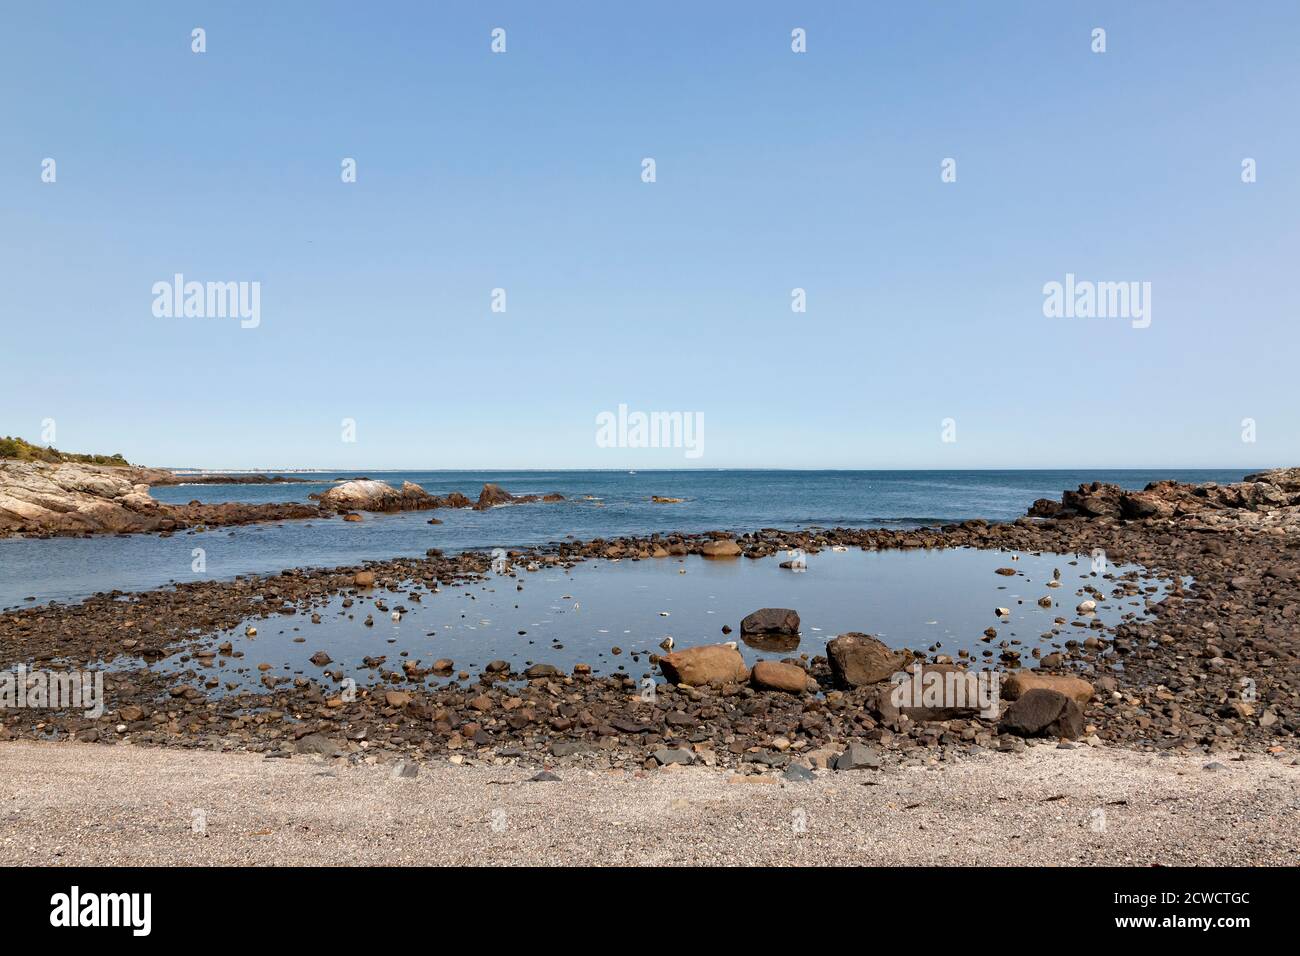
xmin=5 ymin=2 xmax=1297 ymax=470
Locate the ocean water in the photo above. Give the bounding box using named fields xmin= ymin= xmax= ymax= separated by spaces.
xmin=0 ymin=469 xmax=1249 ymax=608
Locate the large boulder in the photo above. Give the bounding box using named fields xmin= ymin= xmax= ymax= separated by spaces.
xmin=699 ymin=538 xmax=741 ymax=558
xmin=658 ymin=644 xmax=749 ymax=687
xmin=999 ymin=689 xmax=1085 ymax=739
xmin=826 ymin=632 xmax=906 ymax=688
xmin=750 ymin=660 xmax=810 ymax=694
xmin=1000 ymin=671 xmax=1094 ymax=706
xmin=319 ymin=479 xmax=435 ymax=513
xmin=740 ymin=608 xmax=800 ymax=636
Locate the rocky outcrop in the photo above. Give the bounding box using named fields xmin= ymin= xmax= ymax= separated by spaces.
xmin=3 ymin=463 xmax=569 ymax=536
xmin=147 ymin=472 xmax=308 ymax=486
xmin=317 ymin=479 xmax=437 ymax=513
xmin=474 ymin=483 xmax=514 ymax=510
xmin=0 ymin=461 xmax=320 ymax=536
xmin=473 ymin=484 xmax=564 ymax=510
xmin=1028 ymin=469 xmax=1300 ymax=532
xmin=0 ymin=460 xmax=165 ymax=534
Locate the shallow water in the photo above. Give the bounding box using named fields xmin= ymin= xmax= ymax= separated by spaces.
xmin=150 ymin=548 xmax=1175 ymax=695
xmin=0 ymin=468 xmax=1241 ymax=608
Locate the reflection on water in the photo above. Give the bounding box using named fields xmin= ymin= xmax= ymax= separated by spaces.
xmin=147 ymin=547 xmax=1174 ymax=694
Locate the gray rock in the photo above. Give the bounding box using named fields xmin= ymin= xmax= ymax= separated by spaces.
xmin=834 ymin=742 xmax=882 ymax=770
xmin=652 ymin=748 xmax=694 ymax=766
xmin=783 ymin=764 xmax=815 ymax=783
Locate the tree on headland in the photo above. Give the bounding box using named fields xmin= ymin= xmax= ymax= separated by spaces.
xmin=0 ymin=435 xmax=130 ymax=467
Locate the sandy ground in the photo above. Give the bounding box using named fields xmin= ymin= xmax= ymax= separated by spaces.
xmin=1 ymin=741 xmax=1296 ymax=866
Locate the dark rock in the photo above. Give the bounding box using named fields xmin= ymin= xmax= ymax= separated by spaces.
xmin=740 ymin=608 xmax=800 ymax=636
xmin=999 ymin=689 xmax=1085 ymax=739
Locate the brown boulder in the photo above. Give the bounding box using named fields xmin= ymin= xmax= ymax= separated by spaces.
xmin=750 ymin=660 xmax=810 ymax=694
xmin=1001 ymin=671 xmax=1093 ymax=706
xmin=699 ymin=538 xmax=741 ymax=558
xmin=659 ymin=644 xmax=749 ymax=687
xmin=826 ymin=632 xmax=906 ymax=688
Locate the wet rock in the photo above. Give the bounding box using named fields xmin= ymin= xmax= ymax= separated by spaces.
xmin=740 ymin=607 xmax=800 ymax=636
xmin=474 ymin=483 xmax=514 ymax=510
xmin=699 ymin=539 xmax=741 ymax=558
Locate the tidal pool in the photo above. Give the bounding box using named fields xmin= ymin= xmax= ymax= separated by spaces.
xmin=149 ymin=546 xmax=1177 ymax=695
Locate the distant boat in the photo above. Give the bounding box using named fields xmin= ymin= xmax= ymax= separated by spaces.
xmin=628 ymin=470 xmax=636 ymax=475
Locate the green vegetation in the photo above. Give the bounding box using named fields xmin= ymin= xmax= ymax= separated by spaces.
xmin=0 ymin=435 xmax=130 ymax=467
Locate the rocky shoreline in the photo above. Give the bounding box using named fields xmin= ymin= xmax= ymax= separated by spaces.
xmin=1 ymin=470 xmax=1297 ymax=777
xmin=0 ymin=460 xmax=563 ymax=537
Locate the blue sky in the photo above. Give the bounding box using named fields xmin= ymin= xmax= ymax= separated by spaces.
xmin=3 ymin=1 xmax=1296 ymax=469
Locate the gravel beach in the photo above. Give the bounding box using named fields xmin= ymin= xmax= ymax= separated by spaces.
xmin=2 ymin=740 xmax=1296 ymax=866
